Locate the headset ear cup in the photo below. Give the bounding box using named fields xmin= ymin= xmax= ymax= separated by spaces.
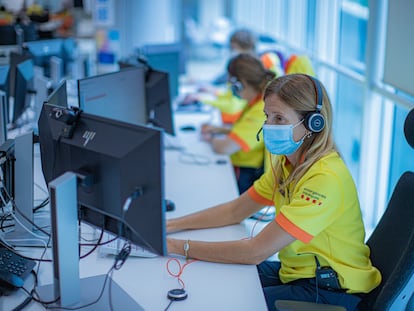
xmin=305 ymin=112 xmax=325 ymax=133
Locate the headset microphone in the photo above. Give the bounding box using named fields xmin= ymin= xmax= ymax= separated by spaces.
xmin=256 ymin=127 xmax=263 ymax=141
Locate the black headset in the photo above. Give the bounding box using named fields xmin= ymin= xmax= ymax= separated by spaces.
xmin=256 ymin=75 xmax=325 ymax=141
xmin=304 ymin=76 xmax=325 ymax=133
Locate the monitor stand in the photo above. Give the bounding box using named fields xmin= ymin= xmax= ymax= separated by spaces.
xmin=4 ymin=131 xmax=51 ymax=247
xmin=0 ymin=91 xmax=7 ymax=145
xmin=36 ymin=172 xmax=144 ymax=310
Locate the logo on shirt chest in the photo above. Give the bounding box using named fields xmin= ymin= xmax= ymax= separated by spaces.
xmin=301 ymin=188 xmax=326 ymax=206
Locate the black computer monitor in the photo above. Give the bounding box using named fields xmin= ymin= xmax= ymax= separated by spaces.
xmin=78 ymin=67 xmax=147 ymax=127
xmin=12 ymin=57 xmax=34 ymax=124
xmin=37 ymin=103 xmax=166 ymax=255
xmin=119 ymin=61 xmax=175 ymax=135
xmin=8 ymin=52 xmax=31 ymax=99
xmin=146 ymin=68 xmax=175 ymax=135
xmin=139 ymin=42 xmax=183 ymax=99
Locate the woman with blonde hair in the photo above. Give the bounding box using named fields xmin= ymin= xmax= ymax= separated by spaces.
xmin=168 ymin=74 xmax=381 ymax=310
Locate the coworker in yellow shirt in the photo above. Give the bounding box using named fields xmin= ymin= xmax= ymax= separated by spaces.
xmin=200 ymin=53 xmax=276 ymax=194
xmin=167 ymin=74 xmax=381 ymax=311
xmin=183 ymin=28 xmax=283 ymax=124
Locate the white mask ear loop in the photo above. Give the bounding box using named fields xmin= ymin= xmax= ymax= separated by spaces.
xmin=293 ymin=119 xmax=308 ymax=143
xmin=292 ymin=119 xmax=305 ymax=129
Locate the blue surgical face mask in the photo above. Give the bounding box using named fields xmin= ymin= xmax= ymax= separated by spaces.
xmin=263 ymin=120 xmax=305 ymax=155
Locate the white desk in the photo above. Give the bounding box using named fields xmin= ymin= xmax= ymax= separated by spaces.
xmin=1 ymin=110 xmax=268 ymax=310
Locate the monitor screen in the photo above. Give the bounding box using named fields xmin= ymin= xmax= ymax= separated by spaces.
xmin=78 ymin=67 xmax=147 ymax=127
xmin=37 ymin=103 xmax=167 ymax=255
xmin=12 ymin=58 xmax=34 ymax=124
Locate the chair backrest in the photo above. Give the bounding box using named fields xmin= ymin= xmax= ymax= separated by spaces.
xmin=362 ymin=108 xmax=414 ymax=310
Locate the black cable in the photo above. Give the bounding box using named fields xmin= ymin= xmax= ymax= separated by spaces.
xmin=12 ymin=269 xmax=38 ymax=311
xmin=13 ymin=293 xmax=33 ymax=311
xmin=2 ymin=186 xmax=50 ymax=237
xmin=34 ymin=266 xmax=114 ymax=310
xmin=33 ymin=197 xmax=49 ymax=212
xmin=113 ymin=242 xmax=131 ymax=270
xmin=108 ymin=270 xmax=115 ymax=311
xmin=79 ymin=227 xmax=104 ymax=259
xmin=0 ymin=212 xmax=14 ymax=231
xmin=164 ymin=300 xmax=174 ymax=311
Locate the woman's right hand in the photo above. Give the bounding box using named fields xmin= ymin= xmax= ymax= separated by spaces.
xmin=200 ymin=124 xmax=216 ymax=142
xmin=181 ymin=93 xmax=200 ymax=105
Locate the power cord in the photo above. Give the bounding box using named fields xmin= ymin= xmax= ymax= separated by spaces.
xmin=32 ymin=248 xmax=129 ymax=311
xmin=14 ymin=270 xmax=38 ymax=311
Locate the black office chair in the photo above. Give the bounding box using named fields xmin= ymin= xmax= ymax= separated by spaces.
xmin=275 ymin=108 xmax=414 ymax=311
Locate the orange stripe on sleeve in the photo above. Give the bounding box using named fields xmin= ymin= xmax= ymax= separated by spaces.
xmin=284 ymin=55 xmax=298 ymax=74
xmin=228 ymin=132 xmax=250 ymax=151
xmin=276 ymin=212 xmax=313 ymax=243
xmin=247 ymin=187 xmax=274 ymax=206
xmin=221 ymin=111 xmax=243 ymax=124
xmin=261 ymin=54 xmax=273 ymax=69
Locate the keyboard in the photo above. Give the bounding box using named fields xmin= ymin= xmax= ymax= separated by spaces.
xmin=0 ymin=246 xmax=36 ymax=289
xmin=98 ymin=232 xmax=158 ymax=258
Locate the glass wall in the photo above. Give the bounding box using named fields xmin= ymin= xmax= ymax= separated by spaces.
xmin=224 ymin=0 xmax=414 ymax=229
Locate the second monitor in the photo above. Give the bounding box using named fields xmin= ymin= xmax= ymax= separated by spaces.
xmin=78 ymin=66 xmax=175 ymax=135
xmin=78 ymin=67 xmax=147 ymax=127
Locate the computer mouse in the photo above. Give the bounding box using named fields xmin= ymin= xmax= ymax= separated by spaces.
xmin=216 ymin=159 xmax=227 ymax=165
xmin=180 ymin=125 xmax=196 ymax=132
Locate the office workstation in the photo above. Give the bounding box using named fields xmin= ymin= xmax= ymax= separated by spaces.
xmin=0 ymin=30 xmax=269 ymax=310
xmin=1 ymin=1 xmax=414 ymax=310
xmin=0 ymin=99 xmax=268 ymax=311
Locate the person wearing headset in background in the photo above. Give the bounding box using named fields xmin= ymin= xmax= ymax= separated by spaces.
xmin=182 ymin=28 xmax=283 ymax=125
xmin=212 ymin=28 xmax=284 ymax=86
xmin=200 ymin=53 xmax=276 ymax=195
xmin=168 ymin=74 xmax=381 ymax=311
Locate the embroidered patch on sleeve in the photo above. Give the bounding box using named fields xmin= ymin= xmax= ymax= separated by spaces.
xmin=300 ymin=188 xmax=326 ymax=206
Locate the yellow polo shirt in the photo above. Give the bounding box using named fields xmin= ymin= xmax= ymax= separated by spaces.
xmin=202 ymin=88 xmax=248 ymax=124
xmin=248 ymin=152 xmax=381 ymax=293
xmin=227 ymin=96 xmax=265 ymax=169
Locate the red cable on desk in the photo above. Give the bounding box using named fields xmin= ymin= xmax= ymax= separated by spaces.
xmin=166 ymin=257 xmax=198 ymax=289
